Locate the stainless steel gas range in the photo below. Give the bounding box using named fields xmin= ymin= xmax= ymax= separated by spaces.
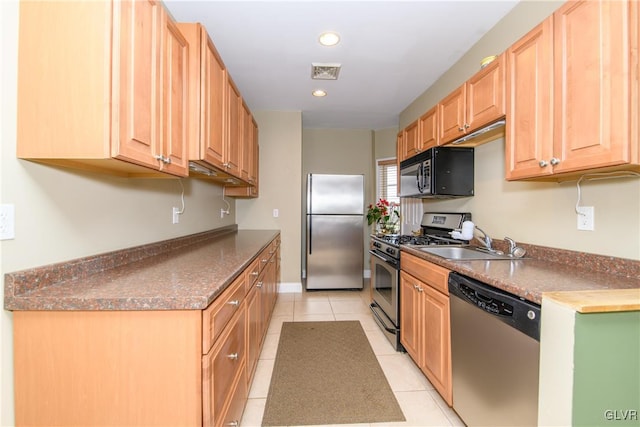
xmin=369 ymin=212 xmax=471 ymax=351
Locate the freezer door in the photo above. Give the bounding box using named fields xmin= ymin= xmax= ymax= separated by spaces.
xmin=306 ymin=214 xmax=364 ymax=289
xmin=307 ymin=174 xmax=364 ymax=215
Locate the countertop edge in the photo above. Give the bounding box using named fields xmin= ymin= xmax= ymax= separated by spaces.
xmin=400 ymin=244 xmax=640 ymax=308
xmin=4 ymin=228 xmax=280 ymax=311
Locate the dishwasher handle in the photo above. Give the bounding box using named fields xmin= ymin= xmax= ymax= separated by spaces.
xmin=448 ymin=272 xmax=541 ymax=341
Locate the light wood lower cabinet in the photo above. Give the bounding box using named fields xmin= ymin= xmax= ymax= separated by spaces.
xmin=12 ymin=235 xmax=281 ymax=426
xmin=400 ymin=252 xmax=452 ymax=406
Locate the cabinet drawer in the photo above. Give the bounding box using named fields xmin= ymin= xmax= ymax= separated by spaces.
xmin=203 ymin=306 xmax=246 ymax=426
xmin=202 ymin=274 xmax=246 ymax=354
xmin=258 ymin=247 xmax=271 ymax=272
xmin=401 ymin=252 xmax=450 ymax=295
xmin=245 ymin=257 xmax=261 ymax=293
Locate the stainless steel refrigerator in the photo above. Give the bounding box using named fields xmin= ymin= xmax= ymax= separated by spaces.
xmin=305 ymin=174 xmax=364 ymax=290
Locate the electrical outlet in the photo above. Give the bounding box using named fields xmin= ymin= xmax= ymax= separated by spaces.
xmin=172 ymin=207 xmax=180 ymax=224
xmin=0 ymin=204 xmax=16 ymax=240
xmin=273 ymin=208 xmax=279 ymax=218
xmin=576 ymin=206 xmax=594 ymax=231
xmin=220 ymin=208 xmax=225 ymax=219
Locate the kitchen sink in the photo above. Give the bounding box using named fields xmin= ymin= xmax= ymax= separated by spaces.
xmin=417 ymin=246 xmax=523 ymax=260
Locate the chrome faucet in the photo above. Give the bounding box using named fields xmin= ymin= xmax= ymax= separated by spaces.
xmin=504 ymin=237 xmax=517 ymax=254
xmin=474 ymin=227 xmax=494 ymax=251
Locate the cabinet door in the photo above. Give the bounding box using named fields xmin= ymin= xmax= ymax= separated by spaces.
xmin=115 ymin=0 xmax=161 ymax=169
xmin=419 ymin=106 xmax=438 ymax=150
xmin=160 ymin=13 xmax=189 ymax=176
xmin=202 ymin=306 xmax=246 ymax=427
xmin=239 ymin=102 xmax=252 ymax=181
xmin=505 ymin=17 xmax=554 ymax=180
xmin=396 ymin=130 xmax=405 ymax=162
xmin=246 ymin=287 xmax=261 ymax=385
xmin=226 ymin=77 xmax=242 ymax=178
xmin=466 ymin=53 xmax=505 ymax=131
xmin=403 ymin=120 xmax=420 ymax=160
xmin=422 ymin=286 xmax=452 ymax=406
xmin=202 ymin=35 xmax=227 ymax=169
xmin=553 ymin=0 xmax=633 ymax=173
xmin=438 ymin=85 xmax=466 ymax=143
xmin=249 ymin=119 xmax=259 ymax=186
xmin=399 ymin=272 xmax=422 ymax=363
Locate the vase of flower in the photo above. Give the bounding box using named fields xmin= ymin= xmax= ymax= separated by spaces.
xmin=367 ymin=199 xmax=400 ymax=235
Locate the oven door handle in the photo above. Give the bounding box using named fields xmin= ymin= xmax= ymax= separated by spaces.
xmin=369 ymin=251 xmax=398 ymax=270
xmin=370 ymin=302 xmax=399 ymax=334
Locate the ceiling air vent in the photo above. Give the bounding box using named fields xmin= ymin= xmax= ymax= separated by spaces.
xmin=311 ymin=63 xmax=341 ymax=80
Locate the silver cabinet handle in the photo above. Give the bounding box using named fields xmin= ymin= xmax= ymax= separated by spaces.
xmin=227 ymin=353 xmax=238 ymax=360
xmin=227 ymin=300 xmax=240 ymax=306
xmin=257 ymin=282 xmax=263 ymax=288
xmin=539 ymin=160 xmax=548 ymax=168
xmin=250 ymin=271 xmax=259 ymax=276
xmin=550 ymin=157 xmax=560 ymax=166
xmin=464 ymin=123 xmax=470 ymax=129
xmin=458 ymin=127 xmax=464 ymax=132
xmin=225 ymin=421 xmax=239 ymax=427
xmin=262 ymin=259 xmax=268 ymax=263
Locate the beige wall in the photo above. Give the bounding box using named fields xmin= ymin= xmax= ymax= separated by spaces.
xmin=374 ymin=127 xmax=398 ymax=160
xmin=400 ymin=0 xmax=640 ymax=260
xmin=302 ymin=128 xmax=375 ymax=275
xmin=237 ymin=111 xmax=302 ymax=286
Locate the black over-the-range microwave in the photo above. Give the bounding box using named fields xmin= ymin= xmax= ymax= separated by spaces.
xmin=399 ymin=146 xmax=474 ymax=198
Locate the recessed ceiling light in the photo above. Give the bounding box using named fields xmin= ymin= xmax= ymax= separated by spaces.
xmin=312 ymin=89 xmax=327 ymax=97
xmin=318 ymin=32 xmax=340 ymax=47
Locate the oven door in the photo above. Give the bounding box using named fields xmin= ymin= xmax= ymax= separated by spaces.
xmin=369 ymin=250 xmax=399 ymax=325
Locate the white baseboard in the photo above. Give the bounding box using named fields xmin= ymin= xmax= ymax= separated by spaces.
xmin=278 ymin=282 xmax=303 ymax=293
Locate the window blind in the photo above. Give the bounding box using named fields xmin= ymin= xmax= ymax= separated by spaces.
xmin=376 ymin=158 xmax=399 ymax=204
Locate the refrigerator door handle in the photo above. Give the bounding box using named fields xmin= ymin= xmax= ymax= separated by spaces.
xmin=308 ymin=215 xmax=312 ymax=254
xmin=307 ymin=174 xmax=312 ymax=254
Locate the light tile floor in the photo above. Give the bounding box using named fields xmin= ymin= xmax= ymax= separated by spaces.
xmin=240 ymin=286 xmax=464 ymax=427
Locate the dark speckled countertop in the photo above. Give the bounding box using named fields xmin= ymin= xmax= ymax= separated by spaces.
xmin=401 ymin=241 xmax=639 ymax=306
xmin=4 ymin=226 xmax=280 ymax=311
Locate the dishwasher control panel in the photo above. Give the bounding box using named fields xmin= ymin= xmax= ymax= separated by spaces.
xmin=448 ymin=272 xmax=541 ymax=341
xmin=458 ymin=283 xmax=514 ymax=316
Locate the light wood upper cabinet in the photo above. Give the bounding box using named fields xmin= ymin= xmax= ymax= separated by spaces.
xmin=178 ymin=23 xmax=227 ymax=170
xmin=466 ymin=55 xmax=506 ymax=132
xmin=17 ymin=0 xmax=188 ymax=177
xmin=114 ymin=0 xmax=161 ymax=170
xmin=401 ymin=119 xmax=420 ymax=160
xmin=178 ymin=22 xmax=260 ymax=191
xmin=438 ymin=54 xmax=505 ymax=145
xmin=419 ymin=106 xmax=439 ymax=151
xmin=507 ymin=0 xmax=639 ymax=180
xmin=438 ymin=85 xmax=467 ymax=143
xmin=160 ymin=13 xmax=189 ymax=176
xmin=239 ymin=101 xmax=252 ymax=182
xmin=505 ymin=17 xmax=554 ymax=179
xmin=553 ymin=0 xmax=636 ymax=174
xmin=226 ymin=76 xmax=242 ymax=178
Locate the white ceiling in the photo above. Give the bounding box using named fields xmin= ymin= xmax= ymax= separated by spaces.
xmin=165 ymin=1 xmax=519 ymax=130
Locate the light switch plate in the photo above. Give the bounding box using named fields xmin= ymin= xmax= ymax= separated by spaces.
xmin=0 ymin=204 xmax=16 ymax=240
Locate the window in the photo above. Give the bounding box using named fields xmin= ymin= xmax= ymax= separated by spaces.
xmin=376 ymin=158 xmax=399 ymax=204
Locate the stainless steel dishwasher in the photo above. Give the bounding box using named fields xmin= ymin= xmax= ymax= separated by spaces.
xmin=448 ymin=272 xmax=541 ymax=427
